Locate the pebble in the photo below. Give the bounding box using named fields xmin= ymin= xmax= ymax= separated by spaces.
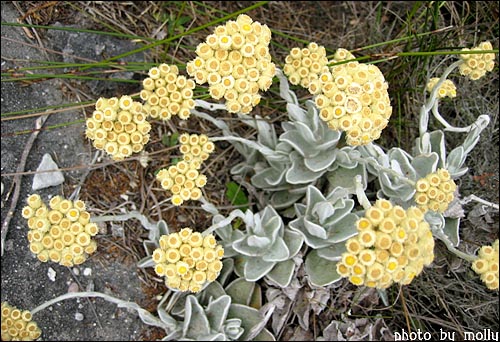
xmin=83 ymin=267 xmax=92 ymax=277
xmin=75 ymin=312 xmax=84 ymax=321
xmin=47 ymin=267 xmax=56 ymax=282
xmin=32 ymin=153 xmax=65 ymax=190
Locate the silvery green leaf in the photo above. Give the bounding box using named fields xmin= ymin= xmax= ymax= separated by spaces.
xmin=119 ymin=302 xmax=173 ymax=331
xmin=425 ymin=211 xmax=445 ymax=228
xmin=303 ymin=218 xmax=328 ymax=239
xmin=325 ymin=214 xmax=358 ymax=243
xmin=326 ymin=164 xmax=367 ymax=194
xmin=305 ymin=249 xmax=343 ymax=287
xmin=227 ymin=304 xmax=267 ymax=341
xmin=462 ymin=115 xmax=489 ymax=155
xmin=233 ymin=237 xmax=267 ymax=256
xmin=225 ymin=278 xmax=255 ymax=306
xmin=244 ymin=258 xmax=276 ymax=281
xmin=333 ymin=148 xmax=358 ymax=169
xmin=252 ymin=328 xmax=276 ymax=341
xmin=418 ymin=131 xmax=432 ymax=154
xmin=389 ymin=148 xmax=415 ymax=178
xmin=263 ymin=236 xmax=290 ymax=262
xmin=304 ymin=185 xmax=327 ymax=216
xmin=217 ymin=259 xmax=235 ymax=287
xmin=429 ymin=130 xmax=446 ymax=167
xmin=205 ymin=295 xmax=231 ymax=332
xmin=286 ymin=153 xmax=324 ymax=184
xmin=142 ymin=240 xmax=158 ymax=256
xmin=283 ymin=229 xmax=304 ymax=257
xmin=248 ymin=235 xmax=272 ymax=248
xmin=270 ymin=190 xmax=306 ymax=210
xmin=379 ymin=172 xmax=415 ymax=201
xmin=184 ymin=296 xmax=211 ymax=339
xmin=313 ymin=202 xmax=336 ymax=225
xmin=305 ymin=152 xmax=336 ymax=172
xmin=224 ymin=319 xmax=244 ymax=340
xmin=286 ymin=102 xmax=308 ymax=123
xmin=256 ymin=117 xmax=278 ymax=149
xmin=137 ymin=255 xmax=155 ymax=268
xmin=157 ymin=220 xmax=170 ymax=236
xmin=322 ymin=200 xmax=355 ymax=227
xmin=277 ymin=68 xmax=298 ymax=105
xmin=306 ymin=100 xmax=320 ymax=132
xmin=446 ymin=146 xmax=465 ymax=172
xmin=280 ymin=130 xmax=310 ymax=157
xmin=325 ymin=186 xmax=350 ymax=203
xmin=157 ymin=307 xmax=179 ymax=328
xmin=265 ymin=259 xmax=295 ymax=287
xmin=316 ymin=243 xmax=347 ymax=261
xmin=251 ymin=167 xmax=287 ymax=188
xmin=295 ymin=121 xmax=317 ymax=144
xmin=443 ymin=217 xmax=461 ymax=247
xmin=412 ymin=153 xmax=438 ymax=179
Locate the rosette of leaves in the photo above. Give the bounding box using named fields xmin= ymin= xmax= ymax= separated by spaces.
xmin=211 ymin=205 xmax=304 ymax=287
xmin=230 ymin=69 xmax=343 ymax=209
xmin=288 ymin=185 xmax=358 ymax=286
xmin=156 ymin=260 xmax=275 ymax=341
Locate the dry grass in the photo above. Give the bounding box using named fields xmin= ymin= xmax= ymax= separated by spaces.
xmin=10 ymin=1 xmax=499 ymax=340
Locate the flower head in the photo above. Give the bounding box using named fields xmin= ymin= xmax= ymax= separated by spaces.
xmin=85 ymin=96 xmax=151 ymax=161
xmin=283 ymin=42 xmax=329 ymax=89
xmin=458 ymin=41 xmax=496 ymax=81
xmin=152 ymin=228 xmax=224 ymax=292
xmin=22 ymin=195 xmax=98 ymax=267
xmin=141 ymin=64 xmax=196 ymax=120
xmin=300 ymin=48 xmax=392 ymax=146
xmin=414 ymin=168 xmax=456 ymax=213
xmin=1 ymin=302 xmax=42 ymax=341
xmin=186 ymin=14 xmax=275 ymax=115
xmin=426 ymin=78 xmax=457 ymax=98
xmin=471 ymin=239 xmax=499 ymax=290
xmin=337 ymin=200 xmax=434 ymax=289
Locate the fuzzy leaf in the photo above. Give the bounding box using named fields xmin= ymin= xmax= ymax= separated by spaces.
xmin=244 ymin=258 xmax=276 ymax=281
xmin=305 ymin=249 xmax=343 ymax=287
xmin=303 ymin=218 xmax=328 ymax=239
xmin=443 ymin=217 xmax=461 ymax=247
xmin=286 ymin=152 xmax=324 ymax=184
xmin=263 ymin=236 xmax=290 ymax=262
xmin=270 ymin=190 xmax=306 ymax=210
xmin=251 ymin=167 xmax=287 ymax=188
xmin=283 ymin=229 xmax=304 ymax=257
xmin=280 ymin=130 xmax=311 ymax=157
xmin=429 ymin=130 xmax=446 ymax=167
xmin=412 ymin=153 xmax=439 ymax=179
xmin=286 ymin=102 xmax=308 ymax=123
xmin=305 ymin=152 xmax=336 ymax=172
xmin=183 ymin=296 xmax=211 ymax=339
xmin=205 ymin=295 xmax=231 ymax=332
xmin=327 ymin=164 xmax=367 ymax=194
xmin=325 ymin=214 xmax=358 ymax=243
xmin=225 ymin=278 xmax=255 ymax=306
xmin=265 ymin=259 xmax=295 ymax=287
xmin=233 ymin=236 xmax=268 ymax=256
xmin=316 ymin=243 xmax=347 ymax=261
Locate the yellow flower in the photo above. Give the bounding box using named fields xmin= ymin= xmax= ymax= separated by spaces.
xmin=338 ymin=200 xmax=434 ymax=289
xmin=86 ymin=95 xmax=151 ymax=160
xmin=458 ymin=41 xmax=496 ymax=81
xmin=22 ymin=195 xmax=98 ymax=267
xmin=1 ymin=302 xmax=41 ymax=341
xmin=426 ymin=78 xmax=457 ymax=98
xmin=152 ymin=228 xmax=224 ymax=292
xmin=472 ymin=239 xmax=499 ymax=290
xmin=414 ymin=168 xmax=456 ymax=213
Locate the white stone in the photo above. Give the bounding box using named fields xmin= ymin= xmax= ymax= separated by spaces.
xmin=47 ymin=267 xmax=56 ymax=282
xmin=32 ymin=153 xmax=65 ymax=190
xmin=74 ymin=312 xmax=84 ymax=321
xmin=83 ymin=267 xmax=92 ymax=276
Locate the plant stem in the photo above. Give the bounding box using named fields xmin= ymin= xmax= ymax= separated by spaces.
xmin=90 ymin=210 xmax=157 ymax=231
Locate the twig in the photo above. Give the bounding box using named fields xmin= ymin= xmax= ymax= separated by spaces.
xmin=1 ymin=114 xmax=48 ymax=256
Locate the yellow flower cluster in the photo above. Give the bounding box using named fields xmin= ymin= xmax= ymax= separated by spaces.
xmin=471 ymin=239 xmax=499 ymax=290
xmin=156 ymin=134 xmax=215 ymax=206
xmin=308 ymin=48 xmax=392 ymax=146
xmin=152 ymin=228 xmax=224 ymax=293
xmin=458 ymin=41 xmax=496 ymax=81
xmin=22 ymin=194 xmax=99 ymax=267
xmin=426 ymin=78 xmax=457 ymax=98
xmin=283 ymin=42 xmax=329 ymax=88
xmin=85 ymin=95 xmax=151 ymax=161
xmin=414 ymin=168 xmax=457 ymax=213
xmin=186 ymin=14 xmax=276 ymax=115
xmin=140 ymin=64 xmax=196 ymax=120
xmin=1 ymin=302 xmax=41 ymax=341
xmin=336 ymin=200 xmax=435 ymax=289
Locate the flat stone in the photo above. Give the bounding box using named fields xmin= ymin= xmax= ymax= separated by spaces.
xmin=32 ymin=153 xmax=65 ymax=190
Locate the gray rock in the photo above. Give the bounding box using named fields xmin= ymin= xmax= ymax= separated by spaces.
xmin=32 ymin=153 xmax=65 ymax=190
